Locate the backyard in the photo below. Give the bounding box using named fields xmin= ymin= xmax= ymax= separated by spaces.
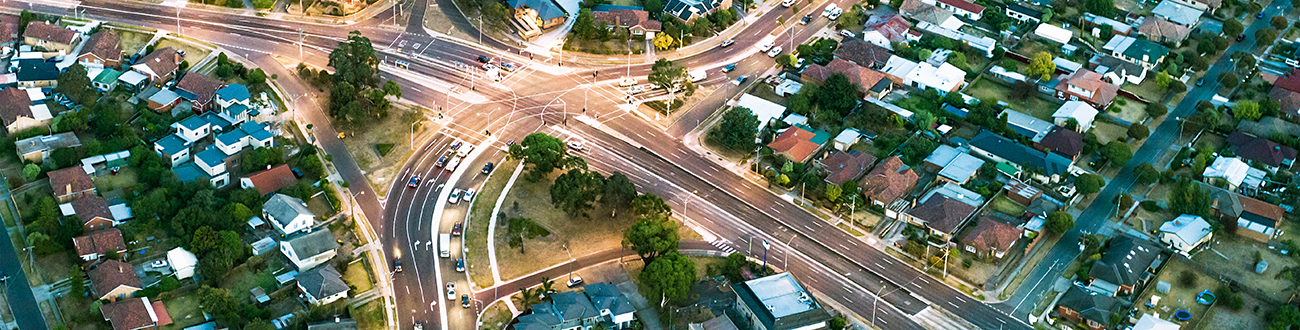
xmin=1091 ymin=121 xmax=1130 ymax=145
xmin=1190 ymin=234 xmax=1298 ymax=303
xmin=1131 ymin=257 xmax=1215 ymax=329
xmin=962 ymin=78 xmax=1063 ymax=121
xmin=111 ymin=27 xmax=154 ymax=56
xmin=344 ymin=259 xmax=376 ymax=295
xmin=154 ymin=38 xmax=213 ymax=67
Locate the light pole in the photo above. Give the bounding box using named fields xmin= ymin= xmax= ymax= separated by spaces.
xmin=298 ymin=29 xmax=304 ymax=60
xmin=410 ymin=120 xmax=421 ymax=148
xmin=176 ymin=6 xmax=181 ymax=35
xmin=350 ymin=191 xmax=366 ymax=217
xmin=784 ymin=234 xmax=795 ymax=270
xmin=562 ymin=244 xmax=574 ymax=282
xmin=871 ymin=281 xmax=884 ymax=326
xmin=761 ymin=240 xmax=770 ymax=269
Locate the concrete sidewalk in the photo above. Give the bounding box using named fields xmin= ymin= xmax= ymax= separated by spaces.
xmin=486 ymin=162 xmax=526 ymax=285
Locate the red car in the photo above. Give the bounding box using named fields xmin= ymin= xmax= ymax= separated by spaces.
xmin=452 ymin=222 xmax=463 ymax=236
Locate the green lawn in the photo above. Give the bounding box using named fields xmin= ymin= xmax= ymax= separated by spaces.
xmin=349 ymin=300 xmax=387 ymax=330
xmin=344 ymin=259 xmax=375 ymax=294
xmin=989 ymin=196 xmax=1027 ymax=217
xmin=375 ymin=143 xmax=396 ymax=157
xmin=1107 ymin=96 xmax=1148 ymax=124
xmin=963 ymin=78 xmax=1063 ymax=121
xmin=466 ymin=158 xmax=520 ymax=288
xmin=835 ymin=222 xmax=865 ymax=236
xmin=1 ymin=202 xmax=15 ymax=227
xmin=161 ymin=295 xmax=203 ymax=330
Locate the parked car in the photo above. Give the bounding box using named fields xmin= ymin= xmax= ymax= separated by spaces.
xmin=822 ymin=3 xmax=838 ymax=17
xmin=1197 ymin=78 xmax=1206 ymax=86
xmin=767 ymin=46 xmax=782 ymax=57
xmin=757 ymin=41 xmax=774 ymax=52
xmin=408 ymin=175 xmax=421 ymax=188
xmin=828 ymin=8 xmax=842 ymax=20
xmin=1257 ymin=11 xmax=1266 ymax=18
xmin=566 ymin=276 xmax=584 ymax=287
xmin=452 ymin=222 xmax=463 ymax=236
xmin=448 ymin=189 xmax=462 ymax=204
xmin=722 ymin=63 xmax=737 ymax=72
xmin=151 ymin=260 xmax=168 ymax=268
xmin=477 ymin=55 xmax=491 ymax=63
xmin=446 ymin=283 xmax=456 ymax=300
xmin=782 ymin=0 xmax=794 ymax=6
xmin=450 ymin=141 xmax=463 ymax=151
xmin=482 ymin=63 xmax=497 ymax=70
xmin=840 ymin=29 xmax=855 ymax=38
xmin=464 ymin=189 xmax=476 ymax=202
xmin=1237 ymin=33 xmax=1246 ymax=42
xmin=567 ymin=141 xmax=585 ymax=151
xmin=800 ymin=14 xmax=811 ymax=24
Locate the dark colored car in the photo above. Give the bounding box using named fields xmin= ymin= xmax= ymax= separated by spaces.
xmin=483 ymin=162 xmax=494 ymax=174
xmin=800 ymin=14 xmax=812 ymax=24
xmin=461 ymin=294 xmax=470 ymax=308
xmin=477 ymin=55 xmax=491 ymax=63
xmin=452 ymin=222 xmax=463 ymax=236
xmin=456 ymin=259 xmax=465 ymax=272
xmin=394 ymin=257 xmax=402 ymax=272
xmin=722 ymin=63 xmax=737 ymax=73
xmin=436 ymin=155 xmax=448 ymax=167
xmin=450 ymin=141 xmax=463 ymax=151
xmin=291 ymin=168 xmax=305 ymax=178
xmin=507 ymin=139 xmax=516 ymax=146
xmin=1197 ymin=78 xmax=1206 ymax=86
xmin=408 ymin=175 xmax=421 ymax=188
xmin=1237 ymin=33 xmax=1246 ymax=42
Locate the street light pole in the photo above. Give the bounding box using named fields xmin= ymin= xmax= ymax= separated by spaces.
xmin=563 ymin=244 xmax=574 ymax=281
xmin=871 ymin=281 xmax=885 ymax=326
xmin=761 ymin=240 xmax=770 ymax=269
xmin=410 ymin=121 xmax=420 ymax=148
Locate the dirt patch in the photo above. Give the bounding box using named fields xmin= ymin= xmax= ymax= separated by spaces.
xmin=1091 ymin=121 xmax=1129 ymax=145
xmin=34 ymin=254 xmax=72 ymax=286
xmin=342 ymin=104 xmax=428 ymax=198
xmin=112 ymin=28 xmax=155 ymax=56
xmin=479 ymin=300 xmax=515 ymax=330
xmin=155 ymin=38 xmax=213 ymax=66
xmin=1108 ymin=96 xmax=1149 ymax=124
xmin=1196 ymin=291 xmax=1267 ymax=330
xmin=1192 ymin=234 xmax=1297 ymax=303
xmin=1132 ymin=257 xmax=1213 ymax=329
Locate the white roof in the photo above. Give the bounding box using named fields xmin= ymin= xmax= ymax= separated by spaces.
xmin=1052 ymin=58 xmax=1083 ymax=73
xmin=29 ymin=104 xmax=51 ymax=121
xmin=834 ymin=129 xmax=861 ymax=144
xmin=743 ymin=273 xmax=817 ymax=318
xmin=85 ymin=68 xmax=103 ymax=81
xmin=926 ymin=145 xmax=985 ymax=182
xmin=59 ymin=202 xmax=75 ymax=216
xmin=882 ymin=56 xmax=919 ymax=80
xmin=782 ymin=113 xmax=808 ymax=126
xmin=109 ymin=203 xmax=133 ymax=221
xmin=775 ymin=79 xmax=803 ymax=96
xmin=989 ymin=66 xmax=1026 ymax=81
xmin=167 ymin=247 xmax=198 ymax=269
xmin=1152 ymin=0 xmax=1203 ymax=26
xmin=118 ymin=70 xmax=147 ymax=85
xmin=1052 ymin=101 xmax=1099 ymax=128
xmin=736 ymin=94 xmax=787 ymax=128
xmin=905 ymin=62 xmax=966 ymax=92
xmin=1133 ymin=314 xmax=1180 ymax=330
xmin=866 ymin=97 xmax=913 ymax=119
xmin=1203 ymin=156 xmax=1266 ymax=189
xmin=24 ymin=88 xmax=45 ymax=102
xmin=1102 ymin=35 xmax=1133 ymax=53
xmin=1001 ymin=109 xmax=1054 ymax=140
xmin=1034 ymin=24 xmax=1073 ymax=44
xmin=1160 ymin=214 xmax=1211 ymax=247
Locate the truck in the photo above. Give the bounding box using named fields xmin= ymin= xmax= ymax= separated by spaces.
xmin=439 ymin=233 xmax=451 ymax=258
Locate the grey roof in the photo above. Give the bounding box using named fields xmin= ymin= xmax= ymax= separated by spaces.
xmin=215 ymin=84 xmax=250 ymax=102
xmin=16 ymin=132 xmax=80 ymax=156
xmin=551 ymin=291 xmax=600 ymax=321
xmin=691 ymin=315 xmax=740 ymax=330
xmin=173 ymin=163 xmax=208 ymax=183
xmin=1152 ymin=0 xmax=1202 ymax=26
xmin=296 ymin=264 xmax=348 ymax=300
xmin=155 ymin=134 xmax=189 ymax=155
xmin=264 ymin=193 xmax=314 ymax=227
xmin=665 ymin=0 xmax=723 ymax=21
xmin=177 ymin=115 xmax=209 ymax=131
xmin=969 ymin=130 xmax=1072 ymax=176
xmin=1006 ymin=3 xmax=1043 ymax=19
xmin=1092 ymin=55 xmax=1145 ymax=79
xmin=15 ymin=59 xmax=58 ymax=82
xmin=585 ymin=283 xmax=635 ymax=315
xmin=195 ymin=147 xmax=226 ymax=168
xmin=285 ymin=228 xmax=339 ymax=259
xmin=734 ymin=273 xmax=833 ymax=330
xmin=1088 ymin=235 xmax=1162 ymax=287
xmin=508 ymin=0 xmax=567 ymax=20
xmin=1000 ymin=109 xmax=1054 ymax=140
xmin=1057 ymin=286 xmax=1120 ymax=325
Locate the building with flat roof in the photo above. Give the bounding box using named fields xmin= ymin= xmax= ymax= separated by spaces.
xmin=733 ymin=273 xmax=832 ymax=330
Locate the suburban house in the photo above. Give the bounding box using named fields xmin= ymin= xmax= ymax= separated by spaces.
xmin=78 ymin=30 xmax=123 ymax=70
xmin=167 ymin=247 xmax=198 ymax=280
xmin=94 ymin=68 xmax=124 ymax=92
xmin=859 ymin=156 xmax=918 ymax=208
xmin=73 ymin=195 xmax=116 ymax=232
xmin=23 ymin=21 xmax=79 ymax=53
xmin=154 ymin=134 xmax=191 ymax=166
xmin=90 ymin=259 xmax=142 ymax=301
xmin=1202 ymin=156 xmax=1267 ymax=192
xmin=1087 ymin=235 xmax=1164 ymax=296
xmin=1133 ymin=314 xmax=1181 ymax=330
xmin=1001 ymin=109 xmax=1054 ymax=141
xmin=296 ymin=264 xmax=349 ymax=305
xmin=1270 ymin=69 xmax=1300 ymax=119
xmin=213 ymin=121 xmax=275 ymax=157
xmin=733 ymin=273 xmax=833 ymax=330
xmin=801 ymin=58 xmax=893 ymax=98
xmin=903 ymin=183 xmax=985 ymax=239
xmin=50 ymin=166 xmax=96 ymax=202
xmin=1054 ymin=69 xmax=1120 ymax=108
xmin=264 ymin=193 xmax=316 ymax=236
xmin=192 ymin=147 xmax=231 ymax=187
xmin=0 ymin=87 xmax=50 ymax=134
xmin=1005 ymin=3 xmax=1044 ymax=23
xmin=1003 ymin=180 xmax=1042 ymax=206
xmin=1052 ymin=101 xmax=1100 ymax=132
xmin=1151 ymin=0 xmax=1203 ymax=26
xmin=214 ymin=83 xmax=255 ymax=125
xmin=960 ymin=216 xmax=1023 ymax=258
xmin=899 ymin=0 xmax=957 ymax=27
xmin=969 ymin=131 xmax=1073 ymax=183
xmin=923 ymin=145 xmax=984 ymax=184
xmin=1158 ymin=214 xmax=1212 ymax=257
xmin=1083 ymin=13 xmax=1133 ymax=37
xmin=1035 ymin=127 xmax=1085 ymax=160
xmin=1034 ymin=24 xmax=1073 ymax=45
xmin=117 ymin=70 xmax=149 ymax=91
xmin=15 ymin=131 xmax=80 ymax=162
xmin=1091 ymin=55 xmax=1149 ymax=85
xmin=1212 ymin=189 xmax=1286 ymax=243
xmin=100 ymin=297 xmax=172 ymax=330
xmin=131 ymin=47 xmax=184 ymax=86
xmin=1168 ymin=0 xmax=1219 ymax=10
xmin=737 ymin=94 xmax=787 ymax=131
xmin=817 ymin=150 xmax=876 ymax=185
xmin=834 ymin=38 xmax=893 ymax=69
xmin=242 ymin=164 xmax=298 ymax=196
xmin=881 ymin=55 xmax=966 ymax=94
xmin=73 ymin=228 xmax=127 ymax=262
xmin=767 ymin=124 xmax=831 ymax=163
xmin=280 ymin=228 xmax=339 ymax=271
xmin=1056 ymin=286 xmax=1120 ymax=330
xmin=584 ymin=282 xmax=637 ymax=329
xmin=15 ymin=58 xmax=60 ymax=88
xmin=1137 ymin=18 xmax=1191 ymax=45
xmin=173 ymin=115 xmax=212 ymax=142
xmin=591 ymin=5 xmax=661 ymax=38
xmin=931 ymin=0 xmax=984 ymax=19
xmin=515 ymin=290 xmax=602 ymax=330
xmin=1102 ymin=35 xmax=1170 ymax=71
xmin=175 ymin=73 xmax=227 ymax=112
xmin=664 ymin=0 xmax=731 ymax=23
xmin=147 ymin=89 xmax=181 ymax=112
xmin=861 ymin=14 xmax=914 ymax=50
xmin=832 ymin=129 xmax=861 ymax=151
xmin=1227 ymin=131 xmax=1296 ymax=172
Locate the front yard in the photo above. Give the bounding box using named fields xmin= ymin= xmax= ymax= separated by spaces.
xmin=1106 ymin=96 xmax=1149 ymax=124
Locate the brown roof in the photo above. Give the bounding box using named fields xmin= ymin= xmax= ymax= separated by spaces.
xmin=961 ymin=217 xmax=1023 ymax=252
xmin=74 ymin=228 xmax=126 ymax=258
xmin=820 ymin=150 xmax=877 ymax=185
xmin=50 ymin=166 xmax=95 ymax=197
xmin=834 ymin=38 xmax=892 ymax=68
xmin=801 ymin=58 xmax=887 ymax=95
xmin=152 ymin=301 xmax=172 ymax=326
xmin=859 ymin=156 xmax=918 ymax=204
xmin=244 ymin=164 xmax=298 ymax=196
xmin=863 ymin=14 xmax=911 ymax=43
xmin=0 ymin=15 xmax=18 ymax=40
xmin=1227 ymin=131 xmax=1297 ymax=168
xmin=135 ymin=47 xmax=181 ymax=78
xmin=1275 ymin=69 xmax=1300 ymax=94
xmin=1194 ymin=0 xmax=1221 ymax=8
xmin=937 ymin=0 xmax=985 ymax=14
xmin=89 ymin=259 xmax=141 ymax=298
xmin=23 ymin=21 xmax=77 ymax=45
xmin=78 ymin=30 xmax=122 ymax=62
xmin=0 ymin=87 xmax=32 ymax=126
xmin=1055 ymin=69 xmax=1119 ymax=106
xmin=592 ymin=8 xmax=661 ymax=31
xmin=1137 ymin=18 xmax=1190 ymax=41
xmin=909 ymin=193 xmax=978 ymax=234
xmin=767 ymin=126 xmax=824 ymax=163
xmin=1271 ymin=87 xmax=1300 ymax=117
xmin=1038 ymin=126 xmax=1084 ymax=158
xmin=100 ymin=297 xmax=156 ymax=330
xmin=72 ymin=195 xmax=113 ymax=225
xmin=176 ymin=73 xmax=226 ymax=106
xmin=1239 ymin=195 xmax=1285 ymax=222
xmin=899 ymin=0 xmax=953 ymax=25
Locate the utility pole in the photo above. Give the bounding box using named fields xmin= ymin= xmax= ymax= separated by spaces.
xmin=761 ymin=240 xmax=770 ymax=269
xmin=298 ymin=29 xmax=304 ymax=60
xmin=176 ymin=6 xmax=181 ymax=35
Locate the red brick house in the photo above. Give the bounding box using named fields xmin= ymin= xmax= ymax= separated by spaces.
xmin=73 ymin=228 xmax=126 ymax=262
xmin=175 ymin=73 xmax=226 ymax=112
xmin=858 ymin=156 xmax=918 ymax=207
xmin=49 ymin=167 xmax=95 ymax=203
xmin=960 ymin=217 xmax=1023 ymax=258
xmin=1054 ymin=69 xmax=1120 ymax=108
xmin=73 ymin=195 xmax=116 ymax=232
xmin=816 ymin=150 xmax=876 ymax=185
xmin=77 ymin=30 xmax=123 ymax=70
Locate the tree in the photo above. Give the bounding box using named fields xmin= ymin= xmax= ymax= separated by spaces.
xmin=1273 ymin=15 xmax=1289 ymax=30
xmin=720 ymin=253 xmax=749 ymax=282
xmin=624 ymin=216 xmax=680 ymax=263
xmin=21 ymin=163 xmax=40 ymax=181
xmin=631 ymin=194 xmax=672 ymax=219
xmin=1271 ymin=305 xmax=1300 ymax=330
xmin=514 ymin=287 xmax=542 ymax=310
xmin=638 ymin=252 xmax=696 ymax=305
xmin=653 ymin=33 xmax=674 ymax=50
xmin=550 ymin=168 xmax=605 ymax=217
xmin=1257 ymin=28 xmax=1279 ymax=47
xmin=246 ymin=68 xmax=267 ymax=87
xmin=774 ymin=54 xmax=796 ymax=68
xmin=56 ymin=63 xmax=96 ymax=106
xmin=648 ymin=58 xmax=691 ymax=95
xmin=197 ymin=286 xmax=240 ymax=325
xmin=509 ymin=133 xmax=570 ymax=182
xmin=644 ymin=0 xmax=664 ymax=14
xmin=1134 ymin=163 xmax=1160 ymax=185
xmin=1146 ymin=102 xmax=1168 ymax=117
xmin=1045 ymin=211 xmax=1075 ymax=235
xmin=1076 ymin=173 xmax=1105 ymax=195
xmin=824 ymin=184 xmax=842 ymax=205
xmin=244 ymin=320 xmax=275 ymax=330
xmin=900 ymin=138 xmax=939 ymax=167
xmin=1127 ymin=124 xmax=1150 ymax=140
xmin=327 ymin=31 xmax=398 ymax=126
xmin=1102 ymin=141 xmax=1132 ymax=165
xmin=1169 ymin=178 xmax=1213 ymax=218
xmin=1156 ymin=71 xmax=1173 ymax=89
xmin=1084 ymin=0 xmax=1114 ymax=18
xmin=1234 ymin=100 xmax=1262 ymax=121
xmin=1224 ymin=20 xmax=1244 ymax=37
xmin=713 ymin=107 xmax=759 ymax=151
xmin=816 ymin=73 xmax=860 ymax=116
xmin=1028 ymin=52 xmax=1056 ymax=80
xmin=602 ymin=173 xmax=637 ymax=212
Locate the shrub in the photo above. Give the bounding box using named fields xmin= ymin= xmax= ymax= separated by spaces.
xmin=1179 ymin=270 xmax=1197 ymax=288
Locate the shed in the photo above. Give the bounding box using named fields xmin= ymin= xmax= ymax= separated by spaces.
xmin=1034 ymin=24 xmax=1073 ymax=44
xmin=736 ymin=94 xmax=787 ymax=130
xmin=166 ymin=247 xmax=198 ymax=280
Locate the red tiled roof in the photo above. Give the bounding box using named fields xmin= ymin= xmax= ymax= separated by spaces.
xmin=0 ymin=15 xmax=18 ymax=40
xmin=1271 ymin=87 xmax=1300 ymax=116
xmin=0 ymin=87 xmax=32 ymax=127
xmin=767 ymin=126 xmax=824 ymax=163
xmin=1137 ymin=17 xmax=1190 ymax=41
xmin=89 ymin=259 xmax=141 ymax=299
xmin=176 ymin=73 xmax=226 ymax=107
xmin=937 ymin=0 xmax=985 ymax=14
xmin=1239 ymin=195 xmax=1285 ymax=222
xmin=801 ymin=58 xmax=887 ymax=95
xmin=962 ymin=217 xmax=1023 ymax=253
xmin=864 ymin=14 xmax=911 ymax=43
xmin=909 ymin=193 xmax=978 ymax=234
xmin=23 ymin=21 xmax=77 ymax=45
xmin=834 ymin=38 xmax=893 ymax=68
xmin=1227 ymin=131 xmax=1298 ymax=168
xmin=1275 ymin=69 xmax=1300 ymax=94
xmin=72 ymin=195 xmax=113 ymax=226
xmin=134 ymin=47 xmax=181 ymax=79
xmin=100 ymin=298 xmax=156 ymax=330
xmin=50 ymin=166 xmax=95 ymax=197
xmin=151 ymin=301 xmax=172 ymax=326
xmin=244 ymin=164 xmax=298 ymax=196
xmin=74 ymin=228 xmax=125 ymax=259
xmin=1056 ymin=69 xmax=1119 ymax=106
xmin=859 ymin=156 xmax=918 ymax=204
xmin=593 ymin=8 xmax=661 ymax=32
xmin=78 ymin=30 xmax=122 ymax=62
xmin=1038 ymin=126 xmax=1084 ymax=158
xmin=820 ymin=150 xmax=877 ymax=185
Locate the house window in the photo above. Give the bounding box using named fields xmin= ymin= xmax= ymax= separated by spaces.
xmin=965 ymin=245 xmax=976 ymax=253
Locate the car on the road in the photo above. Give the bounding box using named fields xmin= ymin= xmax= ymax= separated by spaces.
xmin=408 ymin=175 xmax=421 ymax=188
xmin=721 ymin=39 xmax=735 ymax=47
xmin=732 ymin=75 xmax=748 ymax=85
xmin=446 ymin=283 xmax=456 ymax=300
xmin=151 ymin=260 xmax=168 ymax=268
xmin=827 ymin=8 xmax=842 ymax=20
xmin=461 ymin=294 xmax=470 ymax=308
xmin=464 ymin=189 xmax=476 ymax=202
xmin=1258 ymin=11 xmax=1266 ymax=18
xmin=482 ymin=63 xmax=497 ymax=70
xmin=500 ymin=62 xmax=517 ymax=71
xmin=483 ymin=163 xmax=494 ymax=174
xmin=507 ymin=139 xmax=516 ymax=147
xmin=458 ymin=144 xmax=475 ymax=157
xmin=448 ymin=189 xmax=463 ymax=204
xmin=566 ymin=276 xmax=584 ymax=287
xmin=822 ymin=3 xmax=838 ymax=17
xmin=840 ymin=29 xmax=855 ymax=38
xmin=800 ymin=14 xmax=811 ymax=24
xmin=757 ymin=41 xmax=774 ymax=52
xmin=767 ymin=46 xmax=782 ymax=57
xmin=445 ymin=157 xmax=461 ymax=171
xmin=452 ymin=222 xmax=463 ymax=236
xmin=782 ymin=0 xmax=794 ymax=6
xmin=456 ymin=259 xmax=466 ymax=272
xmin=1197 ymin=78 xmax=1206 ymax=86
xmin=1237 ymin=33 xmax=1246 ymax=42
xmin=477 ymin=55 xmax=491 ymax=63
xmin=435 ymin=155 xmax=448 ymax=167
xmin=722 ymin=63 xmax=737 ymax=73
xmin=450 ymin=141 xmax=463 ymax=151
xmin=394 ymin=257 xmax=403 ymax=272
xmin=568 ymin=141 xmax=585 ymax=151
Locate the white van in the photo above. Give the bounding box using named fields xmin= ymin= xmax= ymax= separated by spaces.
xmin=457 ymin=144 xmax=475 ymax=157
xmin=822 ymin=3 xmax=839 ymax=17
xmin=688 ymin=69 xmax=707 ymax=82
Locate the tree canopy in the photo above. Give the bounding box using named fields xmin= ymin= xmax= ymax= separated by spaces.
xmin=649 ymin=58 xmax=693 ymax=96
xmin=1075 ymin=173 xmax=1105 ymax=195
xmin=713 ymin=107 xmax=760 ymax=152
xmin=1102 ymin=141 xmax=1132 ymax=165
xmin=1134 ymin=163 xmax=1160 ymax=185
xmin=602 ymin=173 xmax=637 ymax=212
xmin=1084 ymin=0 xmax=1115 ymax=17
xmin=327 ymin=31 xmax=400 ymax=125
xmin=624 ymin=215 xmax=680 ymax=263
xmin=632 ymin=194 xmax=672 ymax=219
xmin=550 ymin=168 xmax=606 ymax=217
xmin=1170 ymin=178 xmax=1213 ymax=218
xmin=57 ymin=63 xmax=96 ymax=106
xmin=1045 ymin=211 xmax=1075 ymax=236
xmin=510 ymin=133 xmax=573 ymax=182
xmin=816 ymin=73 xmax=861 ymax=116
xmin=639 ymin=253 xmax=696 ymax=305
xmin=1028 ymin=52 xmax=1056 ymax=80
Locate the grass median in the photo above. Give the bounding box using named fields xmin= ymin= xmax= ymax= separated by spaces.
xmin=466 ymin=158 xmax=521 ymax=288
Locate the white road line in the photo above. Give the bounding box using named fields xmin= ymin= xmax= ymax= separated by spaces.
xmin=874 ymin=262 xmax=883 ymax=269
xmin=947 ymin=301 xmax=959 ymax=308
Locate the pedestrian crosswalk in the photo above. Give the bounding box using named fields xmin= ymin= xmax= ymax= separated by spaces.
xmin=710 ymin=239 xmax=738 ymax=255
xmin=911 ymin=307 xmax=981 ymax=330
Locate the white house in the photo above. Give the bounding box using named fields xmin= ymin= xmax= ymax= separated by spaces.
xmin=1034 ymin=24 xmax=1073 ymax=44
xmin=295 ymin=264 xmax=349 ymax=306
xmin=736 ymin=94 xmax=787 ymax=131
xmin=215 ymin=122 xmax=275 ymax=156
xmin=263 ymin=193 xmax=316 ymax=236
xmin=1203 ymin=156 xmax=1267 ymax=192
xmin=166 ymin=247 xmax=198 ymax=280
xmin=1000 ymin=109 xmax=1055 ymax=141
xmin=281 ymin=229 xmax=339 ymax=271
xmin=1158 ymin=214 xmax=1212 ymax=256
xmin=1052 ymin=101 xmax=1099 ymax=131
xmin=153 ymin=134 xmax=191 ymax=166
xmin=214 ymin=84 xmax=254 ymax=125
xmin=172 ymin=116 xmax=211 ymax=143
xmin=194 ymin=147 xmax=230 ymax=188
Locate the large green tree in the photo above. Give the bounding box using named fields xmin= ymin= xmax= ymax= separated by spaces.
xmin=713 ymin=107 xmax=759 ymax=152
xmin=57 ymin=63 xmax=96 ymax=106
xmin=638 ymin=253 xmax=696 ymax=305
xmin=602 ymin=173 xmax=638 ymax=213
xmin=631 ymin=194 xmax=672 ymax=219
xmin=1084 ymin=0 xmax=1115 ymax=17
xmin=1102 ymin=141 xmax=1132 ymax=165
xmin=816 ymin=73 xmax=861 ymax=116
xmin=1028 ymin=51 xmax=1056 ymax=80
xmin=1075 ymin=173 xmax=1105 ymax=195
xmin=510 ymin=133 xmax=572 ymax=182
xmin=550 ymin=168 xmax=606 ymax=217
xmin=327 ymin=31 xmax=399 ymax=125
xmin=1045 ymin=211 xmax=1075 ymax=236
xmin=1134 ymin=163 xmax=1160 ymax=185
xmin=1223 ymin=20 xmax=1244 ymax=37
xmin=1169 ymin=178 xmax=1213 ymax=218
xmin=624 ymin=215 xmax=680 ymax=263
xmin=648 ymin=58 xmax=694 ymax=97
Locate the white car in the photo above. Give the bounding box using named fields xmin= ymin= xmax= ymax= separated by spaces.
xmin=827 ymin=7 xmax=842 ymax=20
xmin=757 ymin=41 xmax=774 ymax=52
xmin=618 ymin=77 xmax=637 ymax=87
xmin=445 ymin=157 xmax=461 ymax=171
xmin=446 ymin=283 xmax=456 ymax=300
xmin=464 ymin=188 xmax=476 ymax=202
xmin=567 ymin=141 xmax=585 ymax=151
xmin=566 ymin=276 xmax=584 ymax=287
xmin=150 ymin=260 xmax=168 ymax=268
xmin=449 ymin=189 xmax=463 ymax=204
xmin=457 ymin=144 xmax=475 ymax=157
xmin=781 ymin=0 xmax=794 ymax=7
xmin=767 ymin=46 xmax=783 ymax=58
xmin=840 ymin=29 xmax=855 ymax=38
xmin=822 ymin=3 xmax=839 ymax=17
